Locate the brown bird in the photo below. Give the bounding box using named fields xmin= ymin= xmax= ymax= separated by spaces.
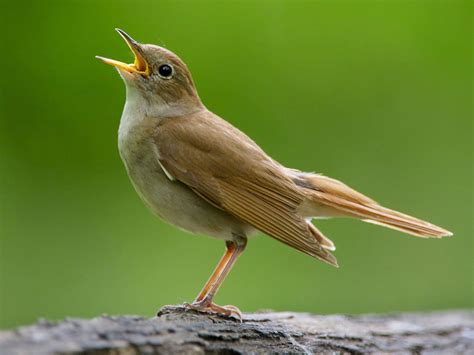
xmin=97 ymin=29 xmax=452 ymax=319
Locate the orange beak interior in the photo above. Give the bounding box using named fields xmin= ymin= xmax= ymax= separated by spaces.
xmin=96 ymin=29 xmax=149 ymax=75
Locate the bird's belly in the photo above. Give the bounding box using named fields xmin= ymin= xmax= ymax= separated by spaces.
xmin=118 ymin=139 xmax=252 ymax=240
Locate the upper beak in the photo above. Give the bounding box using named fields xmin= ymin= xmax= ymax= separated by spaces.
xmin=96 ymin=29 xmax=149 ymax=75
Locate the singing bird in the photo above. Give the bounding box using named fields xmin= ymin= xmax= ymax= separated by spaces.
xmin=97 ymin=29 xmax=452 ymax=319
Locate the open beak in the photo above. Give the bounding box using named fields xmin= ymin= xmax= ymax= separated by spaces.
xmin=96 ymin=29 xmax=149 ymax=75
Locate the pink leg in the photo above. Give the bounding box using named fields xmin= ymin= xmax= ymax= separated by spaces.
xmin=186 ymin=240 xmax=247 ymax=319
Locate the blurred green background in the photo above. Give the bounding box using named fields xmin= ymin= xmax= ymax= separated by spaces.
xmin=1 ymin=0 xmax=472 ymax=329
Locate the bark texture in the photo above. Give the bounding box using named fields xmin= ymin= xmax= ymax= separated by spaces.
xmin=0 ymin=306 xmax=472 ymax=354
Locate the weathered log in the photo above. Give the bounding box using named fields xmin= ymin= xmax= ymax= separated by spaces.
xmin=0 ymin=306 xmax=472 ymax=354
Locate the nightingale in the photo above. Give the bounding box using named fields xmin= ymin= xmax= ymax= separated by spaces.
xmin=97 ymin=29 xmax=452 ymax=319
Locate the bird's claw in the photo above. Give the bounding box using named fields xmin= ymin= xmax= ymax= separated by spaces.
xmin=183 ymin=301 xmax=242 ymax=321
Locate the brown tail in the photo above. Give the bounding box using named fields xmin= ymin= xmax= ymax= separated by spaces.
xmin=297 ymin=173 xmax=452 ymax=238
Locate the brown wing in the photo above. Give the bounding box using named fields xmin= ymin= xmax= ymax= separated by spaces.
xmin=153 ymin=111 xmax=337 ymax=266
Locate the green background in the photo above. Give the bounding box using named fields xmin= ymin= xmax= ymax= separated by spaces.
xmin=1 ymin=0 xmax=472 ymax=329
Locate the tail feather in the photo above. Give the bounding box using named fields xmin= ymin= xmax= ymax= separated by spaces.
xmin=365 ymin=204 xmax=452 ymax=237
xmin=307 ymin=221 xmax=336 ymax=250
xmin=362 ymin=219 xmax=433 ymax=238
xmin=313 ymin=190 xmax=452 ymax=238
xmin=295 ymin=173 xmax=452 ymax=238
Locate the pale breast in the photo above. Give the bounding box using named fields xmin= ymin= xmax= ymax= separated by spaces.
xmin=117 ymin=97 xmax=252 ymax=241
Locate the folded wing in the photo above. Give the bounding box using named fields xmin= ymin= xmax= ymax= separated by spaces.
xmin=153 ymin=112 xmax=338 ymax=266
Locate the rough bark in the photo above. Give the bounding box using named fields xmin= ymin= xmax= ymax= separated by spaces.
xmin=0 ymin=306 xmax=472 ymax=354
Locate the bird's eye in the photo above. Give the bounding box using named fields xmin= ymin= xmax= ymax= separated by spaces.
xmin=158 ymin=64 xmax=173 ymax=79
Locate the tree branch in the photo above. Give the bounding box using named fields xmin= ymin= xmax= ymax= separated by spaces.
xmin=1 ymin=306 xmax=472 ymax=354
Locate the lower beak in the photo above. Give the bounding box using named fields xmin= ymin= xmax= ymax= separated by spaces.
xmin=96 ymin=29 xmax=149 ymax=75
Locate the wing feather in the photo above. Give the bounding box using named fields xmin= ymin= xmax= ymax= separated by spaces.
xmin=154 ymin=111 xmax=337 ymax=266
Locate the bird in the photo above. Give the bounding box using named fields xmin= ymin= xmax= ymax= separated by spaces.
xmin=96 ymin=29 xmax=452 ymax=320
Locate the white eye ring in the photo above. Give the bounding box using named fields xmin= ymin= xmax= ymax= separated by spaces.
xmin=157 ymin=64 xmax=174 ymax=79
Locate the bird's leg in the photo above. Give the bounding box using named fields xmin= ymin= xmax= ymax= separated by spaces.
xmin=185 ymin=238 xmax=247 ymax=320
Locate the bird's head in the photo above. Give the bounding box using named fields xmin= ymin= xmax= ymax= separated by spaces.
xmin=97 ymin=29 xmax=203 ymax=117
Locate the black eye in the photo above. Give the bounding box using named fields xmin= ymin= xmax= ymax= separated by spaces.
xmin=158 ymin=64 xmax=173 ymax=79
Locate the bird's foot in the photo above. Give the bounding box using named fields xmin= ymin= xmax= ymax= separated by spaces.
xmin=183 ymin=300 xmax=242 ymax=321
